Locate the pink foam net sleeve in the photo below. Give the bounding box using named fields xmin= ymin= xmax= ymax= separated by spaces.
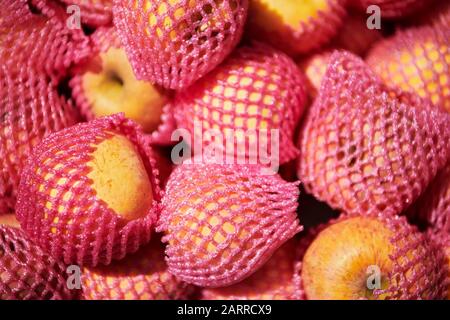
xmin=297 ymin=212 xmax=448 ymax=300
xmin=112 ymin=0 xmax=249 ymax=89
xmin=157 ymin=162 xmax=301 ymax=287
xmin=298 ymin=51 xmax=450 ymax=217
xmin=174 ymin=43 xmax=307 ymax=165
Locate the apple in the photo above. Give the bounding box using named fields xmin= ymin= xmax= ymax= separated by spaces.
xmin=174 ymin=43 xmax=307 ymax=165
xmin=15 ymin=114 xmax=161 ymax=266
xmin=247 ymin=0 xmax=346 ymax=54
xmin=112 ymin=0 xmax=248 ymax=89
xmin=71 ymin=27 xmax=169 ymax=134
xmin=301 ymin=215 xmax=446 ymax=300
xmin=157 ymin=162 xmax=301 ymax=287
xmin=298 ymin=51 xmax=450 ymax=217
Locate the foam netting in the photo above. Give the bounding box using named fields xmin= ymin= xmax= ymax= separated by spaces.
xmin=157 ymin=162 xmax=301 ymax=287
xmin=0 ymin=225 xmax=74 ymax=300
xmin=69 ymin=26 xmax=171 ymax=135
xmin=60 ymin=0 xmax=113 ymax=27
xmin=0 ymin=65 xmax=78 ymax=214
xmin=113 ymin=0 xmax=249 ymax=90
xmin=246 ymin=0 xmax=346 ymax=55
xmin=16 ymin=114 xmax=162 ymax=267
xmin=201 ymin=237 xmax=303 ymax=300
xmin=174 ymin=43 xmax=307 ymax=165
xmin=367 ymin=25 xmax=450 ymax=112
xmin=350 ymin=0 xmax=429 ymax=18
xmin=298 ymin=51 xmax=450 ymax=217
xmin=82 ymin=235 xmax=193 ymax=300
xmin=414 ymin=164 xmax=450 ymax=234
xmin=1 ymin=0 xmax=91 ymax=81
xmin=297 ymin=213 xmax=448 ymax=300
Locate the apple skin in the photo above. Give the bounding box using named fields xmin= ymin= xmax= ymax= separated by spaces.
xmin=300 ymin=215 xmax=447 ymax=300
xmin=71 ymin=27 xmax=169 ymax=134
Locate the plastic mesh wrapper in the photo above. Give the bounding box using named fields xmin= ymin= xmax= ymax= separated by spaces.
xmin=0 ymin=65 xmax=78 ymax=214
xmin=367 ymin=25 xmax=450 ymax=112
xmin=60 ymin=0 xmax=113 ymax=27
xmin=113 ymin=0 xmax=249 ymax=90
xmin=0 ymin=225 xmax=74 ymax=300
xmin=201 ymin=237 xmax=303 ymax=300
xmin=246 ymin=0 xmax=346 ymax=55
xmin=1 ymin=0 xmax=91 ymax=81
xmin=413 ymin=165 xmax=450 ymax=234
xmin=16 ymin=114 xmax=162 ymax=267
xmin=175 ymin=44 xmax=307 ymax=165
xmin=350 ymin=0 xmax=429 ymax=19
xmin=157 ymin=162 xmax=301 ymax=287
xmin=298 ymin=51 xmax=450 ymax=217
xmin=297 ymin=213 xmax=448 ymax=300
xmin=70 ymin=26 xmax=170 ymax=133
xmin=82 ymin=235 xmax=193 ymax=300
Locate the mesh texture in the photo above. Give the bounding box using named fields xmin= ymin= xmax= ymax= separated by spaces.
xmin=174 ymin=43 xmax=307 ymax=165
xmin=1 ymin=0 xmax=91 ymax=81
xmin=298 ymin=51 xmax=450 ymax=217
xmin=82 ymin=235 xmax=193 ymax=300
xmin=0 ymin=226 xmax=74 ymax=300
xmin=350 ymin=0 xmax=429 ymax=18
xmin=201 ymin=237 xmax=303 ymax=300
xmin=16 ymin=114 xmax=161 ymax=267
xmin=60 ymin=0 xmax=113 ymax=27
xmin=246 ymin=0 xmax=346 ymax=55
xmin=0 ymin=65 xmax=78 ymax=214
xmin=367 ymin=25 xmax=450 ymax=112
xmin=297 ymin=213 xmax=448 ymax=300
xmin=113 ymin=0 xmax=249 ymax=90
xmin=157 ymin=162 xmax=301 ymax=287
